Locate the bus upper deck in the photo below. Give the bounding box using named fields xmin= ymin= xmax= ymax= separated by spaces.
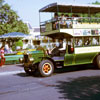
xmin=39 ymin=3 xmax=100 ymax=37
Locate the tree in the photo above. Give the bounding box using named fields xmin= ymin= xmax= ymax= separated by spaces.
xmin=0 ymin=0 xmax=29 ymax=35
xmin=92 ymin=1 xmax=100 ymax=4
xmin=16 ymin=40 xmax=23 ymax=47
xmin=92 ymin=1 xmax=100 ymax=18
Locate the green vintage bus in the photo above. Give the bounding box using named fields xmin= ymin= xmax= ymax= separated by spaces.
xmin=20 ymin=3 xmax=100 ymax=77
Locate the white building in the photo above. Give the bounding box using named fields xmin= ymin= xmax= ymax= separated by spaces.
xmin=25 ymin=21 xmax=40 ymax=37
xmin=23 ymin=21 xmax=56 ymax=50
xmin=23 ymin=22 xmax=41 ymax=49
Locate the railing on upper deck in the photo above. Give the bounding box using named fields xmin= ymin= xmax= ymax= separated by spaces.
xmin=40 ymin=17 xmax=100 ymax=33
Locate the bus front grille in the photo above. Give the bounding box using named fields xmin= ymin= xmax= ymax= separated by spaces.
xmin=24 ymin=55 xmax=28 ymax=63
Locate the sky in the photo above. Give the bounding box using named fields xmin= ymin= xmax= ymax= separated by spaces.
xmin=5 ymin=0 xmax=100 ymax=27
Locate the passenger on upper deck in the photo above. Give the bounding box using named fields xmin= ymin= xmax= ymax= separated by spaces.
xmin=72 ymin=14 xmax=79 ymax=24
xmin=59 ymin=14 xmax=66 ymax=28
xmin=65 ymin=14 xmax=72 ymax=28
xmin=52 ymin=13 xmax=59 ymax=30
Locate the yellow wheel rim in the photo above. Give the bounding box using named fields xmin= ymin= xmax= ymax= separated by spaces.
xmin=42 ymin=63 xmax=51 ymax=74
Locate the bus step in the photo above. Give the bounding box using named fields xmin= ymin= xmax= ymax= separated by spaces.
xmin=56 ymin=66 xmax=63 ymax=68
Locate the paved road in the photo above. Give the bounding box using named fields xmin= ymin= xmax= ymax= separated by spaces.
xmin=0 ymin=64 xmax=100 ymax=100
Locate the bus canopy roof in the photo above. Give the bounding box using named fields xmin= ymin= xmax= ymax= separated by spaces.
xmin=42 ymin=32 xmax=73 ymax=39
xmin=39 ymin=2 xmax=100 ymax=14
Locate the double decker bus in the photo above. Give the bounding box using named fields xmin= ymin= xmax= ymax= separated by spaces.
xmin=21 ymin=3 xmax=100 ymax=77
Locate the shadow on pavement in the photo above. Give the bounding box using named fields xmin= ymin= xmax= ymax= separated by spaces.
xmin=16 ymin=64 xmax=96 ymax=77
xmin=16 ymin=72 xmax=40 ymax=77
xmin=17 ymin=64 xmax=24 ymax=67
xmin=56 ymin=76 xmax=100 ymax=100
xmin=16 ymin=73 xmax=30 ymax=77
xmin=54 ymin=64 xmax=95 ymax=74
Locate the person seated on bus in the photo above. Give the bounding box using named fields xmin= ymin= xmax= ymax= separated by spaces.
xmin=72 ymin=14 xmax=79 ymax=24
xmin=58 ymin=39 xmax=66 ymax=51
xmin=52 ymin=13 xmax=59 ymax=30
xmin=49 ymin=43 xmax=60 ymax=56
xmin=59 ymin=14 xmax=66 ymax=28
xmin=67 ymin=39 xmax=74 ymax=54
xmin=84 ymin=38 xmax=91 ymax=46
xmin=50 ymin=39 xmax=66 ymax=56
xmin=65 ymin=14 xmax=72 ymax=28
xmin=92 ymin=37 xmax=99 ymax=45
xmin=56 ymin=39 xmax=66 ymax=55
xmin=75 ymin=38 xmax=82 ymax=47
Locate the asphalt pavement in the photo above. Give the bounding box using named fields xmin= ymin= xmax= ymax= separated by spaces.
xmin=0 ymin=64 xmax=25 ymax=76
xmin=1 ymin=64 xmax=100 ymax=100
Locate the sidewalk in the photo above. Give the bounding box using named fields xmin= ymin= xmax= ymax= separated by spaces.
xmin=0 ymin=64 xmax=25 ymax=76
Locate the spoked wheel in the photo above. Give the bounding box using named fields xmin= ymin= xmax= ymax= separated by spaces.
xmin=38 ymin=60 xmax=54 ymax=77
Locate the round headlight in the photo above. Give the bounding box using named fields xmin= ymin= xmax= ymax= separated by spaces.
xmin=29 ymin=58 xmax=34 ymax=62
xmin=19 ymin=58 xmax=23 ymax=63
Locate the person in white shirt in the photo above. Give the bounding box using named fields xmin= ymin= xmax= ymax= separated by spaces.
xmin=59 ymin=14 xmax=66 ymax=28
xmin=92 ymin=37 xmax=99 ymax=45
xmin=59 ymin=39 xmax=66 ymax=51
xmin=4 ymin=43 xmax=9 ymax=54
xmin=72 ymin=14 xmax=79 ymax=24
xmin=50 ymin=39 xmax=66 ymax=56
xmin=65 ymin=14 xmax=72 ymax=28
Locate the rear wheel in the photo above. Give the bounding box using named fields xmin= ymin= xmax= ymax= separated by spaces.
xmin=96 ymin=55 xmax=100 ymax=69
xmin=38 ymin=60 xmax=54 ymax=77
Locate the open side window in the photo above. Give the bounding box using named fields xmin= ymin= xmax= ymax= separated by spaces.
xmin=67 ymin=38 xmax=74 ymax=54
xmin=92 ymin=37 xmax=99 ymax=46
xmin=84 ymin=37 xmax=91 ymax=46
xmin=75 ymin=37 xmax=83 ymax=47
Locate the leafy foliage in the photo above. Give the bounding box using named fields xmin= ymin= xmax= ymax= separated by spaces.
xmin=92 ymin=0 xmax=100 ymax=4
xmin=0 ymin=0 xmax=4 ymax=7
xmin=92 ymin=1 xmax=100 ymax=18
xmin=0 ymin=0 xmax=29 ymax=35
xmin=15 ymin=40 xmax=23 ymax=47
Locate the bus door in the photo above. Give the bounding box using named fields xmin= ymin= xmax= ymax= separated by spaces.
xmin=64 ymin=38 xmax=75 ymax=66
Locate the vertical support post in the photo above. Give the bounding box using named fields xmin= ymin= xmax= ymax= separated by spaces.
xmin=39 ymin=12 xmax=41 ymax=26
xmin=70 ymin=5 xmax=73 ymax=30
xmin=56 ymin=3 xmax=60 ymax=30
xmin=39 ymin=12 xmax=41 ymax=32
xmin=51 ymin=13 xmax=52 ymax=19
xmin=71 ymin=5 xmax=73 ymax=25
xmin=71 ymin=5 xmax=73 ymax=16
xmin=88 ymin=7 xmax=91 ymax=23
xmin=56 ymin=3 xmax=59 ymax=15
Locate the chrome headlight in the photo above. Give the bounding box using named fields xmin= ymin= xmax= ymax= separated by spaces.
xmin=19 ymin=58 xmax=24 ymax=63
xmin=29 ymin=58 xmax=34 ymax=63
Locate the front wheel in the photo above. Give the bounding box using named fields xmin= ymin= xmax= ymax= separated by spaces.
xmin=38 ymin=60 xmax=54 ymax=77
